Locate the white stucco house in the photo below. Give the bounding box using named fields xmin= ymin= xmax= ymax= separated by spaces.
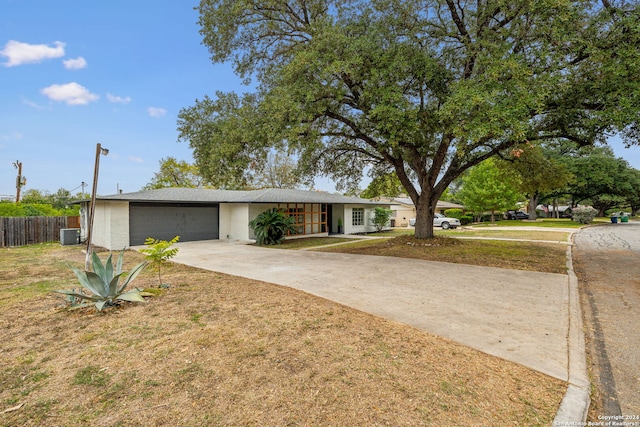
xmin=78 ymin=188 xmax=394 ymax=250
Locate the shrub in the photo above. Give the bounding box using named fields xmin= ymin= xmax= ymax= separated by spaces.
xmin=371 ymin=207 xmax=393 ymax=232
xmin=459 ymin=215 xmax=474 ymax=225
xmin=249 ymin=208 xmax=298 ymax=245
xmin=55 ymin=250 xmax=147 ymax=311
xmin=480 ymin=213 xmax=501 ymax=222
xmin=571 ymin=206 xmax=598 ymax=224
xmin=139 ymin=236 xmax=180 ymax=287
xmin=444 ymin=208 xmax=464 ymax=219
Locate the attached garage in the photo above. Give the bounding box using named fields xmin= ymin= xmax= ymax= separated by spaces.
xmin=129 ymin=202 xmax=219 ymax=245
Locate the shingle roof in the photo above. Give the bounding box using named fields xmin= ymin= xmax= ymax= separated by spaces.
xmin=96 ymin=188 xmax=389 ymax=205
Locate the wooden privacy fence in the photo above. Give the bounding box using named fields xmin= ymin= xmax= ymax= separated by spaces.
xmin=0 ymin=216 xmax=81 ymax=248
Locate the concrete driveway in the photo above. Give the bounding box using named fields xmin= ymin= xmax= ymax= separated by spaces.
xmin=169 ymin=239 xmax=572 ymax=382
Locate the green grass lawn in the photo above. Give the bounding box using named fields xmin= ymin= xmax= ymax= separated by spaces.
xmin=470 ymin=218 xmax=609 ymax=228
xmin=368 ymin=222 xmax=575 ymax=241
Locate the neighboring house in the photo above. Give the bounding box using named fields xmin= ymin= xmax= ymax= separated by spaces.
xmin=77 ymin=188 xmax=393 ymax=250
xmin=536 ymin=204 xmax=572 ymax=218
xmin=376 ymin=197 xmax=464 ymax=227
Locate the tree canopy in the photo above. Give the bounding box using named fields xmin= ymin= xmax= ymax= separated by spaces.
xmin=457 ymin=158 xmax=522 ymax=222
xmin=143 ymin=157 xmax=205 ymax=190
xmin=251 ymin=151 xmax=306 ymax=189
xmin=555 ymin=145 xmax=638 ymax=215
xmin=360 ymin=172 xmax=404 ymax=199
xmin=179 ymin=0 xmax=640 ymax=237
xmin=499 ymin=144 xmax=573 ymax=219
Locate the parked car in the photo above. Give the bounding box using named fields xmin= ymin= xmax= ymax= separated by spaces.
xmin=409 ymin=213 xmax=461 ymax=229
xmin=505 ymin=210 xmax=529 ymax=220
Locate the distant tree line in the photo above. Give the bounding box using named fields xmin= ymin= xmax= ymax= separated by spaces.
xmin=446 ymin=143 xmax=640 ymax=218
xmin=0 ymin=188 xmax=86 ymax=217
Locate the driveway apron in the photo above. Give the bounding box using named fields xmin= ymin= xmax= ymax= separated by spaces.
xmin=169 ymin=240 xmax=570 ymax=382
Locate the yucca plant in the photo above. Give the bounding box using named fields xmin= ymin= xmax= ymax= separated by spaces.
xmin=55 ymin=250 xmax=147 ymax=311
xmin=249 ymin=208 xmax=298 ymax=245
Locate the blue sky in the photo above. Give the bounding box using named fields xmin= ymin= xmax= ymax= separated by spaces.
xmin=1 ymin=0 xmax=639 ymax=200
xmin=0 ymin=0 xmax=255 ymax=198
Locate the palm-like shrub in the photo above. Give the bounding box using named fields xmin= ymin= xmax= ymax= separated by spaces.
xmin=55 ymin=250 xmax=147 ymax=311
xmin=249 ymin=208 xmax=297 ymax=245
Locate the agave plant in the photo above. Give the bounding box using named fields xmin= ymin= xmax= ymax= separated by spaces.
xmin=55 ymin=250 xmax=147 ymax=311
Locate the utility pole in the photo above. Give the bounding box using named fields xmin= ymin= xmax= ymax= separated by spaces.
xmin=12 ymin=161 xmax=25 ymax=204
xmin=85 ymin=144 xmax=109 ymax=271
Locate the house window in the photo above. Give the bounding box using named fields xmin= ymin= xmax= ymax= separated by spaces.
xmin=352 ymin=208 xmax=364 ymax=226
xmin=280 ymin=203 xmax=327 ymax=236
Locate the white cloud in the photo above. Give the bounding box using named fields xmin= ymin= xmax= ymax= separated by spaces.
xmin=21 ymin=98 xmax=46 ymax=109
xmin=128 ymin=156 xmax=144 ymax=163
xmin=1 ymin=40 xmax=65 ymax=67
xmin=0 ymin=131 xmax=23 ymax=141
xmin=63 ymin=56 xmax=87 ymax=70
xmin=107 ymin=93 xmax=132 ymax=104
xmin=40 ymin=82 xmax=99 ymax=105
xmin=147 ymin=107 xmax=167 ymax=118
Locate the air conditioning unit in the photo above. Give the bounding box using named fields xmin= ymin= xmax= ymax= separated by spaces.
xmin=60 ymin=228 xmax=81 ymax=246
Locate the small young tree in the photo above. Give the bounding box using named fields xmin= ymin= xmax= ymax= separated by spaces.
xmin=457 ymin=158 xmax=522 ymax=223
xmin=371 ymin=207 xmax=393 ymax=232
xmin=139 ymin=236 xmax=180 ymax=287
xmin=249 ymin=208 xmax=297 ymax=245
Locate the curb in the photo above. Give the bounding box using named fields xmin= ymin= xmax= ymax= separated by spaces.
xmin=553 ymin=231 xmax=591 ymax=425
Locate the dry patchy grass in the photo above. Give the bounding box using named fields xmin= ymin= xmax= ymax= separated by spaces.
xmin=446 ymin=229 xmax=571 ymax=242
xmin=369 ymin=228 xmax=571 ymax=242
xmin=317 ymin=235 xmax=568 ymax=274
xmin=0 ymin=244 xmax=565 ymax=426
xmin=266 ymin=237 xmax=363 ymax=249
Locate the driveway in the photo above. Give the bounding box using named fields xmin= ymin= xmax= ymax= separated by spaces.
xmin=170 ymin=239 xmax=572 ymax=382
xmin=573 ymin=222 xmax=640 ymax=416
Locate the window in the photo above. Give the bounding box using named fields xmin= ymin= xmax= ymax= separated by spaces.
xmin=280 ymin=203 xmax=327 ymax=235
xmin=352 ymin=208 xmax=364 ymax=226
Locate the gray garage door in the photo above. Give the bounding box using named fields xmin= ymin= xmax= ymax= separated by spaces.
xmin=129 ymin=203 xmax=219 ymax=245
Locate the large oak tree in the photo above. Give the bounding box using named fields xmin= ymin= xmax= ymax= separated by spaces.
xmin=178 ymin=0 xmax=639 ymax=238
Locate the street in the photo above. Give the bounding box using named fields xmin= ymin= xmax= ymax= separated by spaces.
xmin=573 ymin=222 xmax=640 ymax=418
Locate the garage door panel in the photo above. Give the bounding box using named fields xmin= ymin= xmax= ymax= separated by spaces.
xmin=129 ymin=204 xmax=218 ymax=245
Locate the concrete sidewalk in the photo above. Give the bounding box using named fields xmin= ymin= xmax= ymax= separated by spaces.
xmin=169 ymin=240 xmax=571 ymax=381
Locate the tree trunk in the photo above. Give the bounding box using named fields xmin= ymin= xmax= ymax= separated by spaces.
xmin=413 ymin=195 xmax=437 ymax=239
xmin=528 ymin=193 xmax=539 ymax=220
xmin=490 ymin=209 xmax=496 ymax=223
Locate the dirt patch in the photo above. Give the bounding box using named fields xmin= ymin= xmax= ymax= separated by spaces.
xmin=0 ymin=244 xmax=565 ymax=426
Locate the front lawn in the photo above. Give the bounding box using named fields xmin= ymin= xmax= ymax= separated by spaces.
xmin=470 ymin=218 xmax=606 ymax=228
xmin=0 ymin=243 xmax=565 ymax=426
xmin=317 ymin=236 xmax=568 ymax=274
